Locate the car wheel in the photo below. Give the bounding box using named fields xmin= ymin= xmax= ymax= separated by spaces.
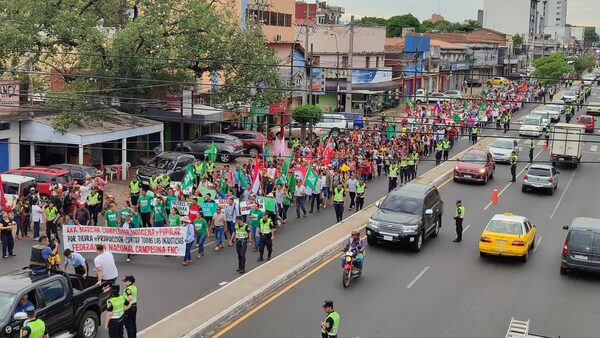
xmin=453 ymin=176 xmax=459 ymax=182
xmin=248 ymin=147 xmax=260 ymax=158
xmin=219 ymin=153 xmax=231 ymax=163
xmin=430 ymin=217 xmax=441 ymax=238
xmin=480 ymin=251 xmax=487 ymax=258
xmin=412 ymin=231 xmax=423 ymax=252
xmin=560 ymin=266 xmax=568 ymax=275
xmin=40 ymin=194 xmax=50 ymax=204
xmin=482 ymin=175 xmax=488 ymax=185
xmin=548 ymin=188 xmax=554 ymax=195
xmin=416 ymin=100 xmax=422 ymax=105
xmin=521 ymin=249 xmax=529 ymax=263
xmin=521 ymin=185 xmax=527 ymax=193
xmin=78 ymin=310 xmax=99 ymax=338
xmin=530 ymin=236 xmax=536 ymax=249
xmin=367 ymin=235 xmax=377 ymax=246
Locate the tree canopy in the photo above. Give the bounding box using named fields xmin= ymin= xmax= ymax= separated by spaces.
xmin=358 ymin=15 xmax=480 ymax=37
xmin=532 ymin=53 xmax=571 ymax=85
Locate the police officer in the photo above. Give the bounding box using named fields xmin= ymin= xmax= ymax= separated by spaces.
xmin=399 ymin=155 xmax=409 ymax=184
xmin=406 ymin=153 xmax=415 ymax=183
xmin=148 ymin=175 xmax=159 ymax=191
xmin=229 ymin=216 xmax=252 ymax=273
xmin=333 ymin=182 xmax=345 ymax=223
xmin=453 ymin=200 xmax=465 ymax=243
xmin=160 ymin=174 xmax=170 ymax=189
xmin=442 ymin=138 xmax=450 ymax=161
xmin=471 ymin=125 xmax=479 ymax=145
xmin=411 ymin=151 xmax=419 ymax=180
xmin=105 ymin=287 xmax=130 ymax=338
xmin=87 ymin=187 xmax=101 ymax=226
xmin=529 ymin=139 xmax=535 ymax=163
xmin=257 ymin=212 xmax=275 ymax=262
xmin=122 ymin=275 xmax=138 ymax=338
xmin=129 ymin=178 xmax=140 ymax=206
xmin=544 ymin=126 xmax=551 ymax=147
xmin=355 ymin=178 xmax=367 ymax=212
xmin=510 ymin=150 xmax=518 ymax=182
xmin=387 ymin=161 xmax=399 ymax=192
xmin=194 ymin=160 xmax=204 ymax=185
xmin=20 ymin=306 xmax=49 ymax=338
xmin=565 ymin=104 xmax=573 ymax=123
xmin=320 ymin=300 xmax=340 ymax=338
xmin=435 ymin=140 xmax=443 ymax=165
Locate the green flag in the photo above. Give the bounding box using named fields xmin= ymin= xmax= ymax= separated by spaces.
xmin=181 ymin=164 xmax=195 ymax=190
xmin=197 ymin=185 xmax=216 ymax=199
xmin=277 ymin=156 xmax=292 ymax=185
xmin=453 ymin=113 xmax=461 ymax=122
xmin=257 ymin=196 xmax=276 ymax=212
xmin=204 ymin=142 xmax=218 ymax=162
xmin=304 ymin=166 xmax=319 ymax=190
xmin=218 ymin=169 xmax=228 ymax=194
xmin=237 ymin=165 xmax=247 ymax=187
xmin=287 ymin=174 xmax=296 ymax=194
xmin=386 ymin=124 xmax=396 ymax=139
xmin=263 ymin=143 xmax=270 ymax=161
xmin=405 ymin=97 xmax=414 ymax=109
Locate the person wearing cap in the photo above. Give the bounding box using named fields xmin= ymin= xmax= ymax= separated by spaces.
xmin=320 ymin=300 xmax=340 ymax=338
xmin=182 ymin=216 xmax=195 ymax=265
xmin=121 ymin=275 xmax=138 ymax=338
xmin=20 ymin=306 xmax=49 ymax=338
xmin=229 ymin=216 xmax=252 ymax=273
xmin=63 ymin=248 xmax=88 ymax=277
xmin=105 ymin=286 xmax=130 ymax=338
xmin=453 ymin=200 xmax=465 ymax=243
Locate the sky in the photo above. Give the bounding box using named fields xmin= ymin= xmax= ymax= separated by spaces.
xmin=326 ymin=0 xmax=600 ymax=28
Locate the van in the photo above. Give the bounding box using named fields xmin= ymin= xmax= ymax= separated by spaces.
xmin=561 ymin=217 xmax=600 ymax=275
xmin=1 ymin=174 xmax=37 ymax=206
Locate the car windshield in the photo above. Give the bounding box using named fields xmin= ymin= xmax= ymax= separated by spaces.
xmin=486 ymin=220 xmax=523 ymax=235
xmin=565 ymin=91 xmax=576 ymax=97
xmin=380 ymin=195 xmax=422 ymax=215
xmin=528 ymin=168 xmax=551 ymax=177
xmin=147 ymin=157 xmax=175 ymax=170
xmin=580 ymin=117 xmax=592 ymax=123
xmin=523 ymin=117 xmax=540 ymax=125
xmin=533 ymin=112 xmax=548 ymax=118
xmin=0 ymin=292 xmax=16 ymax=322
xmin=57 ymin=173 xmax=73 ymax=184
xmin=461 ymin=153 xmax=487 ymax=162
xmin=2 ymin=182 xmax=19 ymax=195
xmin=491 ymin=140 xmax=513 ymax=149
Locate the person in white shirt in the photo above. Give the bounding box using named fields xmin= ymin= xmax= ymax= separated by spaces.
xmin=94 ymin=244 xmax=118 ymax=286
xmin=346 ymin=174 xmax=358 ymax=211
xmin=31 ymin=202 xmax=43 ymax=239
xmin=294 ymin=181 xmax=306 ymax=218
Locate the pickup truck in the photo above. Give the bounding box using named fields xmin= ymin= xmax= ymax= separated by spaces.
xmin=413 ymin=89 xmax=451 ymax=105
xmin=0 ymin=269 xmax=113 ymax=338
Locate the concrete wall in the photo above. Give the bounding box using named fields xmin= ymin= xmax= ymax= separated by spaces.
xmin=3 ymin=122 xmax=20 ymax=169
xmin=297 ymin=24 xmax=386 ymax=55
xmin=316 ymin=93 xmax=337 ymax=112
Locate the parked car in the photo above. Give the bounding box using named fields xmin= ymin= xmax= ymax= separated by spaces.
xmin=519 ymin=115 xmax=543 ymax=137
xmin=0 ymin=174 xmax=37 ymax=206
xmin=522 ymin=164 xmax=559 ymax=195
xmin=176 ymin=133 xmax=243 ymax=163
xmin=0 ymin=269 xmax=112 ymax=338
xmin=486 ymin=77 xmax=509 ymax=86
xmin=453 ymin=149 xmax=495 ymax=184
xmin=136 ymin=152 xmax=196 ymax=186
xmin=487 ymin=138 xmax=519 ymax=163
xmin=268 ymin=122 xmax=322 ymax=141
xmin=316 ymin=113 xmax=348 ymax=138
xmin=50 ymin=164 xmax=102 ymax=184
xmin=5 ymin=166 xmax=75 ymax=203
xmin=530 ymin=110 xmax=551 ymax=128
xmin=366 ymin=182 xmax=443 ymax=251
xmin=586 ymin=101 xmax=600 ymax=115
xmin=466 ymin=78 xmax=482 ymax=87
xmin=413 ymin=89 xmax=451 ymax=104
xmin=577 ymin=115 xmax=595 ymax=133
xmin=506 ymin=73 xmax=524 ymax=81
xmin=226 ymin=130 xmax=265 ymax=158
xmin=561 ymin=217 xmax=600 ymax=275
xmin=444 ymin=90 xmax=464 ymax=99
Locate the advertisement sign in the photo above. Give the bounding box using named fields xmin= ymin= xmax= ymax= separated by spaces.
xmin=0 ymin=81 xmax=19 ymax=112
xmin=351 ymin=69 xmax=392 ymax=84
xmin=451 ymin=61 xmax=470 ymax=72
xmin=63 ymin=226 xmax=187 ymax=256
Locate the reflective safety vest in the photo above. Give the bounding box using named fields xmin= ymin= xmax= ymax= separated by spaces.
xmin=356 ymin=183 xmax=366 ymax=194
xmin=88 ymin=192 xmax=100 ymax=205
xmin=456 ymin=205 xmax=465 ymax=218
xmin=108 ymin=295 xmax=126 ymax=319
xmin=160 ymin=175 xmax=170 ymax=186
xmin=545 ymin=128 xmax=551 ymax=136
xmin=506 ymin=114 xmax=512 ymax=121
xmin=400 ymin=158 xmax=408 ymax=168
xmin=206 ymin=162 xmax=215 ymax=172
xmin=45 ymin=207 xmax=58 ymax=221
xmin=149 ymin=177 xmax=159 ymax=187
xmin=124 ymin=284 xmax=138 ymax=304
xmin=435 ymin=142 xmax=443 ymax=151
xmin=333 ymin=188 xmax=345 ymax=203
xmin=322 ymin=311 xmax=340 ymax=336
xmin=530 ymin=140 xmax=535 ymax=148
xmin=511 ymin=154 xmax=518 ymax=165
xmin=259 ymin=218 xmax=272 ymax=234
xmin=388 ymin=165 xmax=398 ymax=177
xmin=412 ymin=153 xmax=419 ymax=163
xmin=442 ymin=140 xmax=450 ymax=149
xmin=472 ymin=127 xmax=478 ymax=134
xmin=129 ymin=180 xmax=140 ymax=194
xmin=407 ymin=155 xmax=415 ymax=166
xmin=194 ymin=162 xmax=203 ymax=174
xmin=235 ymin=222 xmax=249 ymax=239
xmin=25 ymin=319 xmax=46 ymax=338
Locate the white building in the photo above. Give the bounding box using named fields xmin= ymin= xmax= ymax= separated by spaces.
xmin=544 ymin=0 xmax=567 ymax=28
xmin=483 ymin=0 xmax=541 ymax=38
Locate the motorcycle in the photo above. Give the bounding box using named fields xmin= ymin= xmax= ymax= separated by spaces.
xmin=342 ymin=249 xmax=362 ymax=288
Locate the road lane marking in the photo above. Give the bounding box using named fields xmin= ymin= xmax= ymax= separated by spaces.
xmin=437 ymin=176 xmax=453 ymax=189
xmin=549 ymin=169 xmax=577 ymax=219
xmin=533 ymin=236 xmax=543 ymax=253
xmin=462 ymin=224 xmax=471 ymax=234
xmin=218 ymin=281 xmax=228 ymax=286
xmin=406 ymin=266 xmax=430 ymax=289
xmin=591 ymin=145 xmax=598 ymax=152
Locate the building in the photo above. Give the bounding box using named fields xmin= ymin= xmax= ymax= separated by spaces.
xmin=483 ymin=0 xmax=542 ymax=38
xmin=477 ymin=10 xmax=484 ymax=27
xmin=430 ymin=14 xmax=445 ymax=23
xmin=295 ymin=1 xmax=344 ymax=24
xmin=544 ymin=0 xmax=567 ymax=28
xmin=0 ymin=81 xmax=26 ymax=171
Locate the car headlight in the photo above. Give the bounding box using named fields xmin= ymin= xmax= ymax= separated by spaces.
xmin=455 ymin=166 xmax=460 ymax=171
xmin=368 ymin=219 xmax=380 ymax=230
xmin=403 ymin=225 xmax=418 ymax=232
xmin=479 ymin=168 xmax=486 ymax=173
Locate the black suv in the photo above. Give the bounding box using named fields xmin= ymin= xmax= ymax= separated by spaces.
xmin=367 ymin=183 xmax=444 ymax=251
xmin=561 ymin=217 xmax=600 ymax=275
xmin=136 ymin=152 xmax=196 ymax=186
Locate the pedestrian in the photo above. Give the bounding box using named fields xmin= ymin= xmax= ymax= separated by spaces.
xmin=346 ymin=174 xmax=357 ymax=211
xmin=151 ymin=196 xmax=167 ymax=227
xmin=333 ymin=182 xmax=345 ymax=223
xmin=310 ymin=177 xmax=323 ymax=213
xmin=44 ymin=201 xmax=60 ymax=240
xmin=529 ymin=139 xmax=535 ymax=163
xmin=168 ymin=207 xmax=182 ymax=227
xmin=0 ymin=211 xmax=15 ymax=258
xmin=453 ymin=200 xmax=465 ymax=243
xmin=74 ymin=202 xmax=91 ymax=226
xmin=121 ymin=275 xmax=138 ymax=338
xmin=258 ymin=212 xmax=275 ymax=262
xmin=120 ymin=214 xmax=135 ymax=263
xmin=248 ymin=203 xmax=263 ymax=252
xmin=87 ymin=187 xmax=101 ymax=226
xmin=320 ymin=300 xmax=340 ymax=338
xmin=294 ymin=180 xmax=307 ymax=218
xmin=434 ymin=141 xmax=443 ymax=165
xmin=194 ymin=212 xmax=209 ymax=259
xmin=471 ymin=125 xmax=479 ymax=145
xmin=510 ymin=150 xmax=518 ymax=182
xmin=29 ymin=235 xmax=59 ymax=274
xmin=230 ymin=216 xmax=252 ymax=273
xmin=105 ymin=287 xmax=129 ymax=338
xmin=212 ymin=207 xmax=226 ymax=251
xmin=355 ymin=177 xmax=366 ymax=212
xmin=224 ymin=197 xmax=239 ymax=240
xmin=104 ymin=202 xmax=120 ymax=228
xmin=31 ymin=201 xmax=43 ymax=239
xmin=442 ymin=137 xmax=450 ymax=161
xmin=20 ymin=307 xmax=49 ymax=338
xmin=387 ymin=161 xmax=398 ymax=192
xmin=63 ymin=248 xmax=89 ymax=277
xmin=94 ymin=244 xmax=119 ymax=286
xmin=182 ymin=216 xmax=195 ymax=266
xmin=137 ymin=189 xmax=153 ymax=228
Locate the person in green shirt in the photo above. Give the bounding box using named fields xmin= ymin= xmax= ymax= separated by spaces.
xmin=248 ymin=203 xmax=263 ymax=252
xmin=137 ymin=190 xmax=153 ymax=227
xmin=103 ymin=202 xmax=120 ymax=227
xmin=120 ymin=201 xmax=139 ymax=228
xmin=194 ymin=213 xmax=209 ymax=258
xmin=168 ymin=208 xmax=182 ymax=227
xmin=151 ymin=196 xmax=167 ymax=227
xmin=165 ymin=187 xmax=178 ymax=211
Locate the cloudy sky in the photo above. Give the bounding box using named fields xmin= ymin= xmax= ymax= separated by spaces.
xmin=327 ymin=0 xmax=599 ymax=27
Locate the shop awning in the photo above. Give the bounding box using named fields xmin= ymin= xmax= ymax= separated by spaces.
xmin=147 ymin=104 xmax=224 ymax=126
xmin=325 ymin=80 xmax=401 ymax=93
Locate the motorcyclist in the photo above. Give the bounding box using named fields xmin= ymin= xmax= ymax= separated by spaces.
xmin=341 ymin=230 xmax=365 ymax=269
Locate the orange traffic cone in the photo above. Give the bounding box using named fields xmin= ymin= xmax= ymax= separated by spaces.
xmin=491 ymin=186 xmax=499 ymax=204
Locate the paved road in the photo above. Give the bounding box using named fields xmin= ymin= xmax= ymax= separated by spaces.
xmin=0 ymin=99 xmax=545 ymax=337
xmin=218 ymin=95 xmax=600 ymax=338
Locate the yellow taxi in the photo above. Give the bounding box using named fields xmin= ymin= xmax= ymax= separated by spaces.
xmin=486 ymin=76 xmax=509 ymax=86
xmin=479 ymin=213 xmax=537 ymax=262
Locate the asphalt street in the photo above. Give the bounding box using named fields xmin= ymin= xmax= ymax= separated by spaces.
xmin=0 ymin=98 xmax=550 ymax=337
xmin=218 ymin=92 xmax=600 ymax=338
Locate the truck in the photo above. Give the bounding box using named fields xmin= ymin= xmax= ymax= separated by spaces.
xmin=0 ymin=269 xmax=113 ymax=338
xmin=550 ymin=123 xmax=585 ymax=167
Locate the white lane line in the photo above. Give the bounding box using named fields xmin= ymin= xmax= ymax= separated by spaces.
xmin=549 ymin=169 xmax=577 ymax=219
xmin=590 ymin=145 xmax=598 ymax=152
xmin=462 ymin=224 xmax=471 ymax=234
xmin=533 ymin=236 xmax=543 ymax=253
xmin=406 ymin=266 xmax=430 ymax=289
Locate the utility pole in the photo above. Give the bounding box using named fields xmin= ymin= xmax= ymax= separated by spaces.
xmin=303 ymin=4 xmax=310 ymax=105
xmin=345 ymin=15 xmax=354 ymax=112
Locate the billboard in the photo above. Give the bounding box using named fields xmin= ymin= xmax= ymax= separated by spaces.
xmin=404 ymin=35 xmax=430 ymax=53
xmin=351 ymin=68 xmax=392 ymax=84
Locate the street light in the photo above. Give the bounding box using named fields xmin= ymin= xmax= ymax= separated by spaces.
xmin=330 ymin=32 xmax=340 ymax=112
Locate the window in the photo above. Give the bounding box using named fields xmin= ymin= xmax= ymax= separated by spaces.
xmin=524 ymin=221 xmax=532 ymax=233
xmin=37 ymin=280 xmax=65 ymax=307
xmin=269 ymin=12 xmax=277 ymax=26
xmin=376 ymin=57 xmax=380 ymax=68
xmin=341 ymin=56 xmax=348 ymax=68
xmin=312 ymin=56 xmax=320 ymax=66
xmin=365 ymin=56 xmax=370 ymax=68
xmin=284 ymin=14 xmax=292 ymax=27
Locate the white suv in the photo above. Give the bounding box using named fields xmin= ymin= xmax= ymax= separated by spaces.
xmin=316 ymin=114 xmax=348 ymax=138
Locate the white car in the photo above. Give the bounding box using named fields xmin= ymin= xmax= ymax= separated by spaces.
xmin=561 ymin=90 xmax=577 ymax=104
xmin=519 ymin=115 xmax=543 ymax=137
xmin=444 ymin=90 xmax=464 ymax=99
xmin=530 ymin=111 xmax=551 ymax=128
xmin=488 ymin=138 xmax=519 ymax=163
xmin=539 ymin=104 xmax=562 ymax=122
xmin=316 ymin=113 xmax=348 ymax=138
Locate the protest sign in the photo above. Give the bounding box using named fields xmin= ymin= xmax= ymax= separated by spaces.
xmin=171 ymin=201 xmax=191 ymax=215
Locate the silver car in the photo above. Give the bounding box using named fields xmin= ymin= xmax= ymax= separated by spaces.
xmin=487 ymin=138 xmax=519 ymax=162
xmin=522 ymin=164 xmax=559 ymax=195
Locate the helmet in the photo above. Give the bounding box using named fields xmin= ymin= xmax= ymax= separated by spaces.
xmin=351 ymin=230 xmax=360 ymax=237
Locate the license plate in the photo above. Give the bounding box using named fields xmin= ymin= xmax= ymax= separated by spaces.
xmin=574 ymin=254 xmax=588 ymax=260
xmin=464 ymin=174 xmax=472 ymax=178
xmin=496 ymin=240 xmax=507 ymax=245
xmin=383 ymin=235 xmax=394 ymax=242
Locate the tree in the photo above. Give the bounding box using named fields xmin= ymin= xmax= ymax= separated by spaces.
xmin=532 ymin=53 xmax=571 ymax=85
xmin=358 ymin=17 xmax=387 ymax=27
xmin=584 ymin=28 xmax=599 ymax=46
xmin=512 ymin=34 xmax=524 ymax=55
xmin=292 ymin=104 xmax=323 ymax=142
xmin=573 ymin=54 xmax=595 ymax=75
xmin=386 ymin=14 xmax=420 ymax=37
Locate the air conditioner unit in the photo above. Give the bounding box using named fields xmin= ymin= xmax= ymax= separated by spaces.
xmin=276 ymin=34 xmax=283 ymax=42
